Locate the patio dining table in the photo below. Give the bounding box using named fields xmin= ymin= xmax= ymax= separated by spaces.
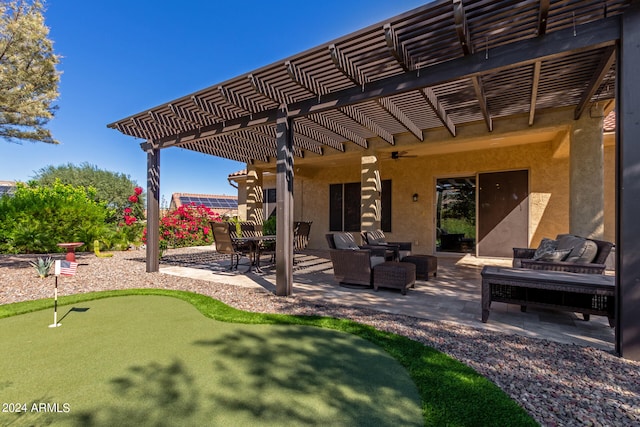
xmin=234 ymin=235 xmax=276 ymax=272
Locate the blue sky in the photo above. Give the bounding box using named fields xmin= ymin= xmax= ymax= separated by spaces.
xmin=0 ymin=0 xmax=427 ymax=205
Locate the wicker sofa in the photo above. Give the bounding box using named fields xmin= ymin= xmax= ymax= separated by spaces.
xmin=513 ymin=234 xmax=614 ymax=274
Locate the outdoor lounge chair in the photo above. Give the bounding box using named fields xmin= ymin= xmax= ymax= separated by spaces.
xmin=326 ymin=232 xmax=394 ymax=287
xmin=361 ymin=230 xmax=412 ymax=260
xmin=211 ymin=222 xmax=249 ymax=271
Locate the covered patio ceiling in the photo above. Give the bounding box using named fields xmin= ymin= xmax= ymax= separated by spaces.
xmin=108 ymin=0 xmax=629 ymax=163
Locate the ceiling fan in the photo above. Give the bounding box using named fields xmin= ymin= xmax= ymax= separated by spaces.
xmin=390 ymin=150 xmax=417 ymax=160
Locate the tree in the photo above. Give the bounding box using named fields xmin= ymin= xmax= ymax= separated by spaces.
xmin=0 ymin=0 xmax=60 ymax=144
xmin=34 ymin=162 xmax=144 ymax=220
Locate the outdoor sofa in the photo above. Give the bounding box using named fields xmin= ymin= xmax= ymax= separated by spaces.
xmin=512 ymin=234 xmax=614 ymax=274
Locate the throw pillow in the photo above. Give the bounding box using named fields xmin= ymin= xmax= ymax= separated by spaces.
xmin=538 ymin=249 xmax=572 ymax=261
xmin=565 ymin=239 xmax=598 ymax=263
xmin=533 ymin=238 xmax=558 ymax=260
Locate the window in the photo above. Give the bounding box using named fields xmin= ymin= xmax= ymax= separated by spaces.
xmin=263 ymin=188 xmax=276 ymax=219
xmin=330 ymin=180 xmax=391 ymax=232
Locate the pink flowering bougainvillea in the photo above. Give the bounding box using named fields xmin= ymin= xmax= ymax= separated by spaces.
xmin=119 ymin=186 xmax=145 ymax=247
xmin=143 ymin=203 xmax=222 ymax=249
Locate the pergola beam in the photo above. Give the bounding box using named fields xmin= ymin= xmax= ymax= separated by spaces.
xmin=248 ymin=73 xmax=331 ymax=154
xmin=471 ymin=76 xmax=493 ymax=132
xmin=452 ymin=2 xmax=492 ymax=132
xmin=286 ymin=60 xmax=369 ymax=147
xmin=453 ymin=0 xmax=472 ymax=55
xmin=537 ymin=0 xmax=550 ymax=36
xmin=529 ymin=61 xmax=542 ymax=125
xmin=386 ymin=22 xmax=456 ymax=136
xmin=574 ymin=45 xmax=617 ymax=120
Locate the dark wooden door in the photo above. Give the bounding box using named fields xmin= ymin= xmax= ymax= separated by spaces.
xmin=477 ymin=170 xmax=529 ymax=257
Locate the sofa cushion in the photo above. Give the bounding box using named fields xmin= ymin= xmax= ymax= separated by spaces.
xmin=555 ymin=234 xmax=584 ymax=252
xmin=333 ymin=233 xmax=360 ymax=250
xmin=533 ymin=238 xmax=558 ymax=260
xmin=565 ymin=239 xmax=598 ymax=264
xmin=538 ymin=249 xmax=572 ymax=261
xmin=366 ymin=230 xmax=386 ymax=245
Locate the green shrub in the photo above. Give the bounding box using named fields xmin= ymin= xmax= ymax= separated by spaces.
xmin=0 ymin=180 xmax=110 ymax=254
xmin=441 ymin=218 xmax=476 ymax=239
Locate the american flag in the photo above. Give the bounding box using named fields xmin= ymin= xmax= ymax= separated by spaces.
xmin=55 ymin=260 xmax=78 ymax=276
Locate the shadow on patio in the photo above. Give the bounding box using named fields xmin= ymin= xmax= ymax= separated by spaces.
xmin=158 ymin=248 xmax=615 ymax=352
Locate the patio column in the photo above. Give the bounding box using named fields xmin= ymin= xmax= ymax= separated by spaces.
xmin=275 ymin=105 xmax=294 ymax=296
xmin=361 ymin=155 xmax=381 ymax=234
xmin=569 ymin=103 xmax=605 ymax=239
xmin=617 ymin=2 xmax=640 ymax=361
xmin=145 ymin=146 xmax=160 ymax=272
xmin=245 ymin=166 xmax=263 ymax=224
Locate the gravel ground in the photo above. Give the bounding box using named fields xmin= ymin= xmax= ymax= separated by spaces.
xmin=1 ymin=248 xmax=639 ymax=426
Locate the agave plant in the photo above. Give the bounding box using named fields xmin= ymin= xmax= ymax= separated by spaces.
xmin=29 ymin=257 xmax=54 ymax=278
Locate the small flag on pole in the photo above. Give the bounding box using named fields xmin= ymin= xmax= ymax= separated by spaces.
xmin=55 ymin=260 xmax=78 ymax=276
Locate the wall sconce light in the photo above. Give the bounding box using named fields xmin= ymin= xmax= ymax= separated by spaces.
xmin=412 ymin=193 xmax=419 ymax=202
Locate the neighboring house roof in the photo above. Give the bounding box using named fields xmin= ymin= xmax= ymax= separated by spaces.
xmin=0 ymin=181 xmax=17 ymax=197
xmin=169 ymin=193 xmax=238 ymax=217
xmin=228 ymin=169 xmax=247 ymax=182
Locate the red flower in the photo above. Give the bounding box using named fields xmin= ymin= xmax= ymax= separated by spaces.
xmin=134 ymin=187 xmax=143 ymax=195
xmin=124 ymin=207 xmax=132 ymax=214
xmin=128 ymin=195 xmax=138 ymax=203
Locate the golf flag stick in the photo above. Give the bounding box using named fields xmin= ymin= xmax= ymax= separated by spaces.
xmin=49 ymin=274 xmax=61 ymax=328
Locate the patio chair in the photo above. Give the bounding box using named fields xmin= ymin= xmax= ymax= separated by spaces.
xmin=211 ymin=222 xmax=249 ymax=271
xmin=361 ymin=230 xmax=412 ymax=260
xmin=326 ymin=232 xmax=393 ymax=287
xmin=293 ymin=221 xmax=312 ymax=251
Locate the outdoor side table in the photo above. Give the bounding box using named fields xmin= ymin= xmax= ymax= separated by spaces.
xmin=57 ymin=242 xmax=84 ymax=262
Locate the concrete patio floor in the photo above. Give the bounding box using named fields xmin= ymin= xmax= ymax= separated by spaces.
xmin=159 ymin=248 xmax=615 ymax=352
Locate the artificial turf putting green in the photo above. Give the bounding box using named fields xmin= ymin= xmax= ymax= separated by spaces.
xmin=0 ymin=289 xmax=537 ymax=426
xmin=0 ymin=295 xmax=422 ymax=426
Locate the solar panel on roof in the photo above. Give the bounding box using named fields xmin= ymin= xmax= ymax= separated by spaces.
xmin=178 ymin=196 xmax=237 ymax=209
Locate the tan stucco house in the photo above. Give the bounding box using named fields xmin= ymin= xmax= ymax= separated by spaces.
xmin=108 ymin=1 xmax=640 ymax=359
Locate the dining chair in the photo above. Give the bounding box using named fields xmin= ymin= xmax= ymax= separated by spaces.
xmin=211 ymin=222 xmax=249 ymax=271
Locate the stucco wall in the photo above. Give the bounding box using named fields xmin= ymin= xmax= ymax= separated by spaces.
xmin=281 ymin=140 xmax=573 ymax=254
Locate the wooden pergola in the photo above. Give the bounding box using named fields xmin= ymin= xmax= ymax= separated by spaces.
xmin=109 ymin=0 xmax=640 ymax=360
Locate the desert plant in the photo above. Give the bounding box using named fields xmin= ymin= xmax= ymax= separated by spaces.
xmin=29 ymin=256 xmax=53 ymax=278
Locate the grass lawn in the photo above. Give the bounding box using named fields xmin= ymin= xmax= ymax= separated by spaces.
xmin=0 ymin=290 xmax=537 ymax=426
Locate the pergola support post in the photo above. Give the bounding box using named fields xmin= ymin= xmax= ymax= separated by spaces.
xmin=145 ymin=147 xmax=160 ymax=273
xmin=617 ymin=2 xmax=640 ymax=361
xmin=361 ymin=155 xmax=381 ymax=233
xmin=275 ymin=105 xmax=294 ymax=296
